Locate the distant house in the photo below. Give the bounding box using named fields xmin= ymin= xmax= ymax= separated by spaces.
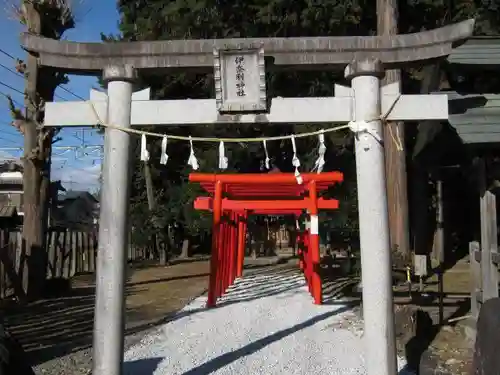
xmin=53 ymin=190 xmax=99 ymax=229
xmin=0 ymin=163 xmax=24 ymax=218
xmin=0 ymin=163 xmax=67 ymax=227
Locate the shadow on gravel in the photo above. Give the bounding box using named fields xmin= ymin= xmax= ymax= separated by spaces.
xmin=123 ymin=357 xmax=163 ymax=375
xmin=133 ymin=268 xmax=309 ymax=338
xmin=2 ymin=262 xmax=300 ymax=367
xmin=180 ymin=305 xmax=353 ymax=375
xmin=2 ymin=268 xmax=209 ymax=366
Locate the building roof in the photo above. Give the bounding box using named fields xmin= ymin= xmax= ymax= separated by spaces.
xmin=59 ymin=190 xmax=99 ymax=202
xmin=448 ymin=36 xmax=500 ymax=66
xmin=0 ymin=206 xmax=18 ymax=218
xmin=429 ymin=91 xmax=500 ymax=144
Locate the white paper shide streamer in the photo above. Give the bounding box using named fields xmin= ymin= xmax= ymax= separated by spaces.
xmin=140 ymin=130 xmax=327 ymax=174
xmin=218 ymin=141 xmax=228 ymax=170
xmin=290 ymin=135 xmax=303 ymax=184
xmin=263 ymin=140 xmax=270 ymax=170
xmin=187 ymin=136 xmax=199 ymax=170
xmin=313 ymin=129 xmax=326 ymax=173
xmin=140 ymin=134 xmax=150 ymax=162
xmin=160 ymin=136 xmax=169 ymax=165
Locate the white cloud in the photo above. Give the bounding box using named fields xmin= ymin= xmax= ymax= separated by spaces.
xmin=52 ymin=163 xmax=101 ymax=192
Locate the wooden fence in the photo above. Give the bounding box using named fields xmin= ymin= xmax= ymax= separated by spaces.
xmin=46 ymin=229 xmax=98 ymax=279
xmin=0 ymin=227 xmax=177 ymax=299
xmin=469 ymin=188 xmax=500 ymax=321
xmin=0 ymin=228 xmax=99 ymax=298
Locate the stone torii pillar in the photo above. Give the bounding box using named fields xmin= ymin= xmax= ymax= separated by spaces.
xmin=93 ymin=65 xmax=137 ymax=375
xmin=345 ymin=59 xmax=397 ymax=373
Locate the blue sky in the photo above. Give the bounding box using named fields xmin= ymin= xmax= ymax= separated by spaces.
xmin=0 ymin=1 xmax=121 ymax=192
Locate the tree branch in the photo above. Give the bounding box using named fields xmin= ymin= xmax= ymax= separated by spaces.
xmin=6 ymin=95 xmax=26 ymax=134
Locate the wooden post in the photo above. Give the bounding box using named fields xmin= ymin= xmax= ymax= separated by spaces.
xmin=89 ymin=231 xmax=96 ymax=273
xmin=64 ymin=229 xmax=71 ymax=278
xmin=75 ymin=231 xmax=81 ymax=274
xmin=469 ymin=241 xmax=481 ymax=320
xmin=478 ymin=158 xmax=499 ymax=303
xmin=377 ymin=0 xmax=410 ymax=259
xmin=55 ymin=231 xmax=63 ymax=278
xmin=78 ymin=231 xmax=84 ymax=274
xmin=81 ymin=231 xmax=89 ymax=273
xmin=435 ymin=178 xmax=445 ymax=325
xmin=47 ymin=230 xmax=56 ymax=278
xmin=70 ymin=231 xmax=76 ymax=277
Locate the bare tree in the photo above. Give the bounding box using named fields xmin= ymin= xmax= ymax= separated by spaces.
xmin=4 ymin=0 xmax=81 ymax=298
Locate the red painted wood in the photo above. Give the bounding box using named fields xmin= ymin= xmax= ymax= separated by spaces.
xmin=236 ymin=214 xmax=246 ymax=278
xmin=191 ymin=172 xmax=344 ymax=308
xmin=194 ymin=197 xmax=339 ymax=211
xmin=190 ymin=172 xmax=343 ymax=184
xmin=207 ymin=181 xmax=222 ymax=308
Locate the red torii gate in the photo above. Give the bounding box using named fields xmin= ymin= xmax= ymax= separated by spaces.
xmin=189 ymin=172 xmax=343 ymax=308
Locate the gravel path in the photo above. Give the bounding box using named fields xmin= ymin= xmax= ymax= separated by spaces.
xmin=124 ymin=269 xmax=411 ymax=375
xmin=33 ymin=327 xmax=150 ymax=375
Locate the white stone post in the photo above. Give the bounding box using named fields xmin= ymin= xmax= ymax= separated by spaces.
xmin=92 ymin=65 xmax=137 ymax=375
xmin=345 ymin=60 xmax=398 ymax=375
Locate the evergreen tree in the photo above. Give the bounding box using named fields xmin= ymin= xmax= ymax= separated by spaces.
xmin=105 ymin=0 xmax=500 ymax=256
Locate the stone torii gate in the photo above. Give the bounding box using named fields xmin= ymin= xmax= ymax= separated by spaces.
xmin=24 ymin=19 xmax=474 ymax=375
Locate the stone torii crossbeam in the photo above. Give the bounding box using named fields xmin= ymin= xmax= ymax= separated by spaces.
xmin=24 ymin=19 xmax=474 ymax=375
xmin=44 ymin=83 xmax=448 ymax=126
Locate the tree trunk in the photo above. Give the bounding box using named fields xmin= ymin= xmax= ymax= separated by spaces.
xmin=20 ymin=2 xmax=62 ymax=299
xmin=21 ymin=3 xmax=45 ymax=299
xmin=144 ymin=161 xmax=165 ymax=263
xmin=377 ymin=0 xmax=410 ymax=261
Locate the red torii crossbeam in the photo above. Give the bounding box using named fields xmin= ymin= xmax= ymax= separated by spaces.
xmin=189 ymin=172 xmax=343 ymax=308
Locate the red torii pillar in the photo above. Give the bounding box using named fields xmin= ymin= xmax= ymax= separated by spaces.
xmin=208 ymin=181 xmax=223 ymax=306
xmin=308 ymin=180 xmax=322 ymax=304
xmin=236 ymin=211 xmax=247 ymax=278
